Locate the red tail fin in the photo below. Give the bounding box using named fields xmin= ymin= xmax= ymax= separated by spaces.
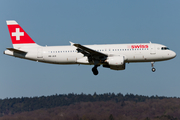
xmin=6 ymin=20 xmax=38 ymax=48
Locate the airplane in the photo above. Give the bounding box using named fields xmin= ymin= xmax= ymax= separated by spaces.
xmin=4 ymin=20 xmax=176 ymax=75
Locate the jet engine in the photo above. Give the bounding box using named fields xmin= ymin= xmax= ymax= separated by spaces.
xmin=103 ymin=56 xmax=125 ymax=70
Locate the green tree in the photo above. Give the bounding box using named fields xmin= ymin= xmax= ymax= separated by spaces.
xmin=109 ymin=114 xmax=114 ymax=120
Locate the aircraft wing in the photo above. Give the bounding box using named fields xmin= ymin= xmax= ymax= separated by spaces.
xmin=73 ymin=43 xmax=108 ymax=57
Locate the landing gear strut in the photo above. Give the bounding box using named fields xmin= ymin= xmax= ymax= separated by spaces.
xmin=151 ymin=62 xmax=156 ymax=72
xmin=92 ymin=65 xmax=99 ymax=75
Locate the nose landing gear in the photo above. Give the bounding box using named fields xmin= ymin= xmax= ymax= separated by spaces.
xmin=152 ymin=67 xmax=156 ymax=72
xmin=151 ymin=62 xmax=156 ymax=72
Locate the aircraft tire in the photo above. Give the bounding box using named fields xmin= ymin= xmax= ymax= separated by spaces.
xmin=92 ymin=67 xmax=98 ymax=75
xmin=152 ymin=68 xmax=156 ymax=72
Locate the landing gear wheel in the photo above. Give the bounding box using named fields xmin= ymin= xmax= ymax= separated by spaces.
xmin=92 ymin=66 xmax=99 ymax=75
xmin=151 ymin=62 xmax=156 ymax=72
xmin=152 ymin=68 xmax=156 ymax=72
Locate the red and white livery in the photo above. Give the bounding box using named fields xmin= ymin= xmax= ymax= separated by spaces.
xmin=4 ymin=20 xmax=176 ymax=75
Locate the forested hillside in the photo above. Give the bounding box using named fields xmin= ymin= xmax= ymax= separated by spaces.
xmin=0 ymin=93 xmax=179 ymax=120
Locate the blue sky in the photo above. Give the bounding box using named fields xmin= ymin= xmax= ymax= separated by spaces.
xmin=0 ymin=1 xmax=179 ymax=99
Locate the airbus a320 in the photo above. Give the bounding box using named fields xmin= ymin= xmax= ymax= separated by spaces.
xmin=4 ymin=20 xmax=176 ymax=75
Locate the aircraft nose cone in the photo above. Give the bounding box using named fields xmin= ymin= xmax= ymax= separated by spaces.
xmin=173 ymin=51 xmax=176 ymax=58
xmin=171 ymin=51 xmax=176 ymax=58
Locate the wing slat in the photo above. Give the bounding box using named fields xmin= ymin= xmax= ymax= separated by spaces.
xmin=73 ymin=44 xmax=107 ymax=57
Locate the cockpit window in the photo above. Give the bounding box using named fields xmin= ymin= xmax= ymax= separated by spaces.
xmin=161 ymin=47 xmax=170 ymax=50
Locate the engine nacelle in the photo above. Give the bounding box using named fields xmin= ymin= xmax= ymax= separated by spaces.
xmin=104 ymin=56 xmax=125 ymax=70
xmin=107 ymin=56 xmax=124 ymax=66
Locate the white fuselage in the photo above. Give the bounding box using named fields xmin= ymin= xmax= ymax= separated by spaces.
xmin=4 ymin=43 xmax=176 ymax=65
xmin=5 ymin=20 xmax=176 ymax=75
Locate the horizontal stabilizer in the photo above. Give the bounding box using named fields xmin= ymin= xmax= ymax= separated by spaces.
xmin=6 ymin=48 xmax=27 ymax=54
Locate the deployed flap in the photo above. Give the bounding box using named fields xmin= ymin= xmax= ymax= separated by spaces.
xmin=6 ymin=48 xmax=27 ymax=54
xmin=73 ymin=43 xmax=107 ymax=57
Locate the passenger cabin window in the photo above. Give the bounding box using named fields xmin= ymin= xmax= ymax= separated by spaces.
xmin=161 ymin=47 xmax=169 ymax=50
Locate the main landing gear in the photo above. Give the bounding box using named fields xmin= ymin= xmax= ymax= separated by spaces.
xmin=92 ymin=65 xmax=99 ymax=75
xmin=151 ymin=62 xmax=156 ymax=72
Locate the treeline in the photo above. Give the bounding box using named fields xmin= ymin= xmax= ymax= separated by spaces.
xmin=0 ymin=93 xmax=173 ymax=117
xmin=1 ymin=99 xmax=180 ymax=120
